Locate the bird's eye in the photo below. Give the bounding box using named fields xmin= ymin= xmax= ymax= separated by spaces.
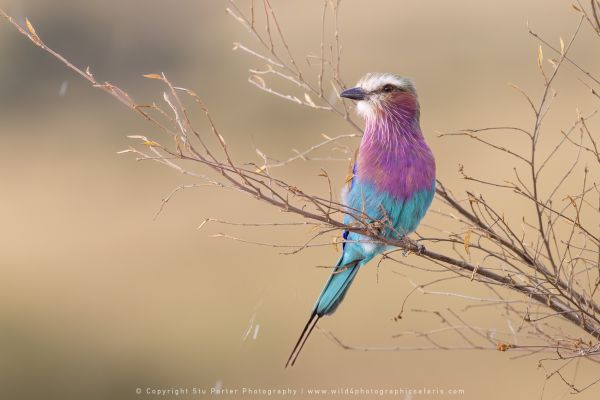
xmin=382 ymin=84 xmax=395 ymax=93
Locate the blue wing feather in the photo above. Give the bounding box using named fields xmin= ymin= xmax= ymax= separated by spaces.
xmin=315 ymin=167 xmax=435 ymax=318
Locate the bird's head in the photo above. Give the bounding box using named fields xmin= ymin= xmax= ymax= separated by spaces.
xmin=340 ymin=73 xmax=419 ymax=121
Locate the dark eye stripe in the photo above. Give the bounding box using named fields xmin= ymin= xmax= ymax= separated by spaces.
xmin=371 ymin=84 xmax=405 ymax=94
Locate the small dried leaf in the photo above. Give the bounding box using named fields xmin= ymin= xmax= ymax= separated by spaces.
xmin=463 ymin=230 xmax=472 ymax=255
xmin=304 ymin=93 xmax=316 ymax=106
xmin=565 ymin=195 xmax=578 ymax=210
xmin=143 ymin=140 xmax=161 ymax=147
xmin=331 ymin=236 xmax=339 ymax=252
xmin=25 ymin=18 xmax=37 ymax=36
xmin=470 ymin=264 xmax=479 ymax=281
xmin=127 ymin=135 xmax=148 ymax=140
xmin=24 ymin=18 xmax=42 ymax=44
xmin=255 ymin=148 xmax=266 ymax=160
xmin=345 ymin=157 xmax=356 ymax=184
xmin=559 ymin=37 xmax=565 ymax=55
xmin=307 ymin=224 xmax=320 ymax=234
xmin=250 ymin=74 xmax=266 ymax=88
xmin=496 ymin=342 xmax=512 ymax=352
xmin=196 ymin=219 xmax=210 ymax=230
xmin=537 ymin=45 xmax=543 ymax=69
xmin=143 ymin=73 xmax=163 ymax=80
xmin=345 ymin=172 xmax=354 ymax=184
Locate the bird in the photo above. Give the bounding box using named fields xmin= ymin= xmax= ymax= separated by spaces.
xmin=285 ymin=73 xmax=436 ymax=367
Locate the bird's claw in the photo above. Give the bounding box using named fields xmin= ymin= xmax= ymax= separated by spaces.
xmin=401 ymin=242 xmax=426 ymax=257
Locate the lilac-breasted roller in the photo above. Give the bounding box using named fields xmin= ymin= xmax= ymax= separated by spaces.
xmin=286 ymin=73 xmax=436 ymax=367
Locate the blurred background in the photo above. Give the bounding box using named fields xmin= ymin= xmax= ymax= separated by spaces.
xmin=1 ymin=0 xmax=599 ymax=399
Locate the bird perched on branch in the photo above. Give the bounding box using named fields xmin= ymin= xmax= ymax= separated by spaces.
xmin=286 ymin=73 xmax=436 ymax=367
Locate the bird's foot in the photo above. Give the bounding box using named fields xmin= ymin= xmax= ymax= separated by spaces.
xmin=400 ymin=238 xmax=426 ymax=256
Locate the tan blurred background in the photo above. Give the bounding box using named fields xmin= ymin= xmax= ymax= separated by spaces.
xmin=1 ymin=0 xmax=599 ymax=399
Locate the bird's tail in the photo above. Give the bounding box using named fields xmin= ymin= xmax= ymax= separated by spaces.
xmin=284 ymin=310 xmax=320 ymax=368
xmin=285 ymin=259 xmax=361 ymax=367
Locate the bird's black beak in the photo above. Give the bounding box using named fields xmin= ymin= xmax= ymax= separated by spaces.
xmin=340 ymin=87 xmax=367 ymax=101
